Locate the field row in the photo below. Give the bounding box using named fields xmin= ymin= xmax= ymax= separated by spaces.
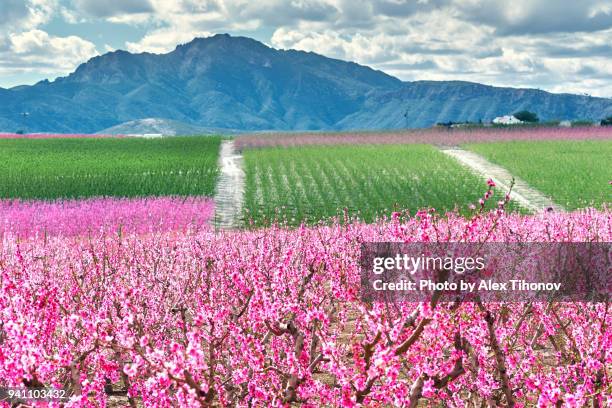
xmin=243 ymin=144 xmax=514 ymax=225
xmin=466 ymin=140 xmax=611 ymax=210
xmin=0 ymin=137 xmax=221 ymax=199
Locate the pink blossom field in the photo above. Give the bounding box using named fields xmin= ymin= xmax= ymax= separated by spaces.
xmin=0 ymin=191 xmax=610 ymax=407
xmin=0 ymin=197 xmax=214 ymax=239
xmin=236 ymin=126 xmax=612 ymax=149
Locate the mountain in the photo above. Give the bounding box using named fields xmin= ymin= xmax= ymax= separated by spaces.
xmin=97 ymin=118 xmax=241 ymax=135
xmin=1 ymin=34 xmax=611 ymax=133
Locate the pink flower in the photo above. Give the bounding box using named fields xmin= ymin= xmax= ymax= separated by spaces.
xmin=487 ymin=178 xmax=496 ymax=187
xmin=422 ymin=379 xmax=436 ymax=398
xmin=123 ymin=363 xmax=138 ymax=377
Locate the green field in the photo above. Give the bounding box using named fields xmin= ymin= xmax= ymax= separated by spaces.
xmin=465 ymin=140 xmax=612 ymax=209
xmin=0 ymin=136 xmax=221 ymax=199
xmin=243 ymin=144 xmax=513 ymax=226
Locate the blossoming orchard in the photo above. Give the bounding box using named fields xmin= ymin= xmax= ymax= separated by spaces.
xmin=0 ymin=194 xmax=609 ymax=406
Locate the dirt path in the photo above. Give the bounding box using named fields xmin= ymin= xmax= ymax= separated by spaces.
xmin=212 ymin=140 xmax=245 ymax=229
xmin=440 ymin=147 xmax=563 ymax=213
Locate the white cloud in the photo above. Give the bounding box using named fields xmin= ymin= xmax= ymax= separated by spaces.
xmin=122 ymin=0 xmax=253 ymax=53
xmin=1 ymin=30 xmax=98 ymax=79
xmin=269 ymin=7 xmax=496 ymax=74
xmin=71 ymin=0 xmax=154 ymax=18
xmin=60 ymin=6 xmax=82 ymax=23
xmin=457 ymin=0 xmax=612 ymax=35
xmin=0 ymin=0 xmax=57 ymax=30
xmin=271 ymin=29 xmax=395 ymax=63
xmin=0 ymin=1 xmax=99 ymax=85
xmin=126 ymin=27 xmax=212 ymax=53
xmin=264 ymin=1 xmax=612 ymax=96
xmin=106 ymin=13 xmax=152 ymax=24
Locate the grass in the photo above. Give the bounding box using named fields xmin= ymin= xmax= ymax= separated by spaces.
xmin=0 ymin=136 xmax=222 ymax=199
xmin=465 ymin=140 xmax=612 ymax=210
xmin=242 ymin=144 xmax=514 ymax=226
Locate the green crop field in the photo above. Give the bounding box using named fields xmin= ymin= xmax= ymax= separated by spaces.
xmin=242 ymin=144 xmax=514 ymax=226
xmin=0 ymin=136 xmax=222 ymax=199
xmin=465 ymin=140 xmax=612 ymax=210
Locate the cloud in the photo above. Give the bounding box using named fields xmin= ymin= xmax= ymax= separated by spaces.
xmin=262 ymin=1 xmax=612 ymax=96
xmin=122 ymin=0 xmax=251 ymax=52
xmin=60 ymin=6 xmax=82 ymax=23
xmin=0 ymin=0 xmax=31 ymax=28
xmin=456 ymin=0 xmax=612 ymax=35
xmin=126 ymin=27 xmax=212 ymax=53
xmin=372 ymin=0 xmax=451 ymax=17
xmin=0 ymin=29 xmax=98 ymax=79
xmin=271 ymin=29 xmax=396 ymax=63
xmin=0 ymin=1 xmax=99 ymax=84
xmin=534 ymin=40 xmax=612 ymax=58
xmin=235 ymin=0 xmax=340 ymax=25
xmin=71 ymin=0 xmax=154 ymax=18
xmin=0 ymin=0 xmax=57 ymax=30
xmin=269 ymin=7 xmax=496 ymax=67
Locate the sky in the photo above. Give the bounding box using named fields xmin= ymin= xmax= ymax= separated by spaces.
xmin=1 ymin=0 xmax=611 ymax=97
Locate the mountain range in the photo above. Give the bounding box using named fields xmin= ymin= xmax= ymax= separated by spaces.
xmin=1 ymin=33 xmax=611 ymax=134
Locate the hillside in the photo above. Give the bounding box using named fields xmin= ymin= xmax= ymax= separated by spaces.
xmin=97 ymin=118 xmax=241 ymax=135
xmin=1 ymin=34 xmax=610 ymax=133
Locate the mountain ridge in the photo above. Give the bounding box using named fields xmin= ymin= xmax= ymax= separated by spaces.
xmin=1 ymin=33 xmax=610 ymax=133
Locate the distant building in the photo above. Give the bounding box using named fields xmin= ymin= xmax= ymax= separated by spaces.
xmin=492 ymin=115 xmax=523 ymax=125
xmin=559 ymin=120 xmax=571 ymax=127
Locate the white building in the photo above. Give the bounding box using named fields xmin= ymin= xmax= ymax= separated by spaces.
xmin=492 ymin=115 xmax=523 ymax=125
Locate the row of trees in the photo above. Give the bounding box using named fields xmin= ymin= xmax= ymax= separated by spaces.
xmin=513 ymin=111 xmax=612 ymax=125
xmin=436 ymin=110 xmax=612 ymax=128
xmin=503 ymin=110 xmax=612 ymax=126
xmin=512 ymin=110 xmax=539 ymax=123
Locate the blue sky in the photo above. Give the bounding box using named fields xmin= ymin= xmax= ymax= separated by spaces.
xmin=1 ymin=0 xmax=611 ymax=97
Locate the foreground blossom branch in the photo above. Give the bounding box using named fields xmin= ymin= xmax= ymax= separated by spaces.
xmin=479 ymin=303 xmax=515 ymax=407
xmin=408 ymin=332 xmax=468 ymax=408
